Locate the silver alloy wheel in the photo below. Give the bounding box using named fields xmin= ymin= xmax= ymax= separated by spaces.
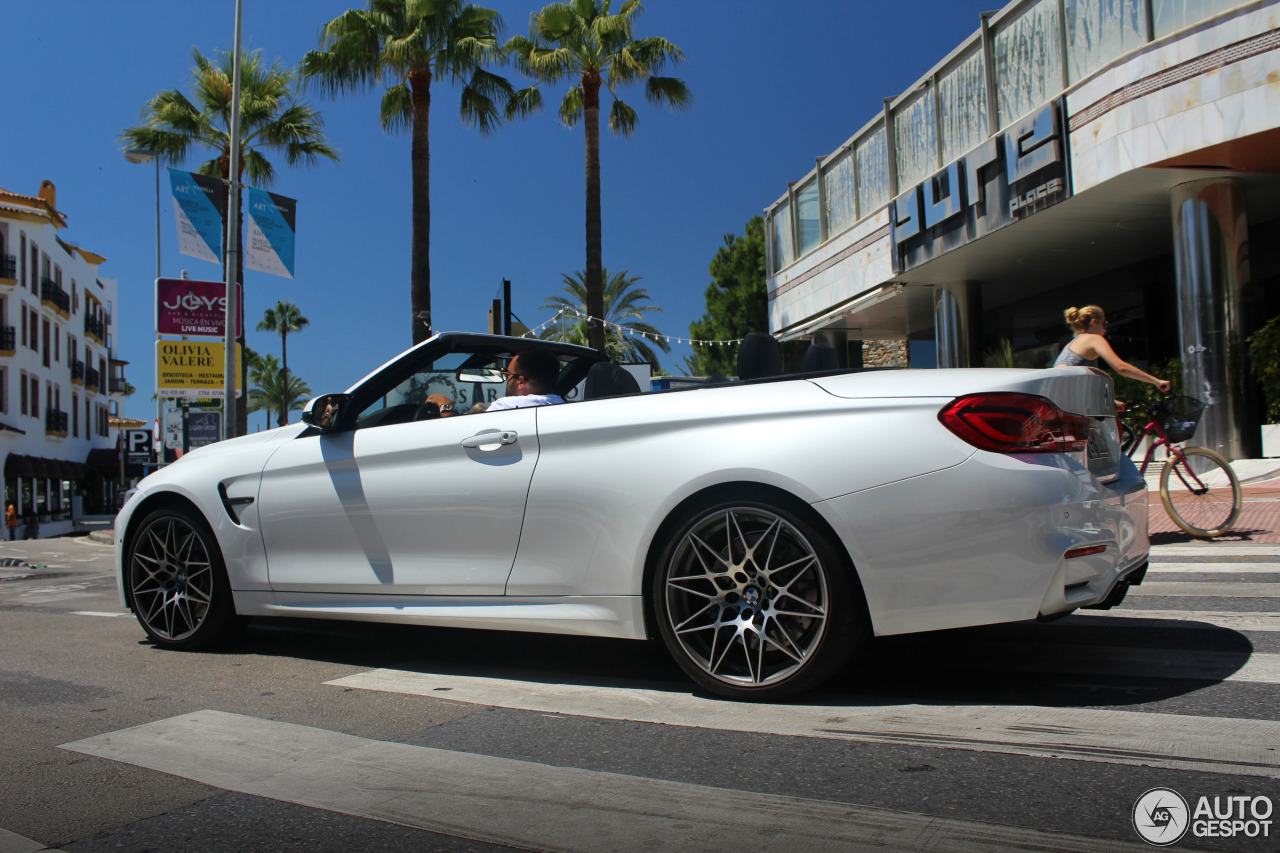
xmin=662 ymin=506 xmax=830 ymax=688
xmin=129 ymin=515 xmax=215 ymax=642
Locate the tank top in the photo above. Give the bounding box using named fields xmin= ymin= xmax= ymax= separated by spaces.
xmin=1054 ymin=344 xmax=1098 ymax=368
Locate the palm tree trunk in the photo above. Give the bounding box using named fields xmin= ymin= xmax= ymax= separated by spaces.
xmin=582 ymin=73 xmax=606 ymax=354
xmin=277 ymin=331 xmax=288 ymax=428
xmin=410 ymin=68 xmax=433 ymax=346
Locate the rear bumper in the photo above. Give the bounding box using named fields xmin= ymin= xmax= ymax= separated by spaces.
xmin=813 ymin=450 xmax=1149 ymax=636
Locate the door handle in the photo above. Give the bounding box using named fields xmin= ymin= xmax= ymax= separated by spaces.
xmin=460 ymin=430 xmax=517 ymax=449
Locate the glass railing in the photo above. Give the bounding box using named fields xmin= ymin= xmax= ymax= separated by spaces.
xmin=766 ymin=0 xmax=1248 ymax=275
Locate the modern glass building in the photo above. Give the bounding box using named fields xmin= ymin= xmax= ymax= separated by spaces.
xmin=765 ymin=0 xmax=1280 ymax=459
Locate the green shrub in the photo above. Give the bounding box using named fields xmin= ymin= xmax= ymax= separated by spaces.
xmin=1248 ymin=314 xmax=1280 ymax=423
xmin=1112 ymin=357 xmax=1183 ymax=434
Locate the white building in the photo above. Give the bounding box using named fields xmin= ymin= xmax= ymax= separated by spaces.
xmin=1 ymin=180 xmax=130 ymax=538
xmin=765 ymin=0 xmax=1280 ymax=460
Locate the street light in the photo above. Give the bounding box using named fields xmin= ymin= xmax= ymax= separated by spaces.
xmin=124 ymin=148 xmax=163 ymax=471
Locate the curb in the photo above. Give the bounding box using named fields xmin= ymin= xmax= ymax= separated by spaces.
xmin=87 ymin=530 xmax=114 ymax=546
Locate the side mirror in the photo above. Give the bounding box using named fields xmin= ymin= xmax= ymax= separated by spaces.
xmin=301 ymin=393 xmax=353 ymax=432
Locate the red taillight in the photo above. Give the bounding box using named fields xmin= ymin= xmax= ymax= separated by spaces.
xmin=938 ymin=393 xmax=1089 ymax=454
xmin=1064 ymin=544 xmax=1108 ymax=559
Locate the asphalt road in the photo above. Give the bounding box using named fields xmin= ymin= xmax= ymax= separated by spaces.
xmin=1 ymin=535 xmax=1278 ymax=852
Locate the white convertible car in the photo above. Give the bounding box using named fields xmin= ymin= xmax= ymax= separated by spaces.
xmin=115 ymin=332 xmax=1149 ymax=700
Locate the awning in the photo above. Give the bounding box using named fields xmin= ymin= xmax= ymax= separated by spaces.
xmin=86 ymin=448 xmax=119 ymax=471
xmin=0 ymin=420 xmax=27 ymax=435
xmin=108 ymin=415 xmax=147 ymax=429
xmin=27 ymin=457 xmax=49 ymax=478
xmin=4 ymin=454 xmax=33 ymax=477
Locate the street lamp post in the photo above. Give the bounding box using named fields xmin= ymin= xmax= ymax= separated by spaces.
xmin=124 ymin=148 xmax=162 ymax=475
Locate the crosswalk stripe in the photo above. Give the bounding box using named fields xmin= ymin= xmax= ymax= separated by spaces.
xmin=1147 ymin=562 xmax=1280 ymax=574
xmin=1147 ymin=546 xmax=1280 ymax=557
xmin=61 ymin=710 xmax=1151 ymax=853
xmin=1126 ymin=581 xmax=1280 ymax=597
xmin=325 ymin=670 xmax=1280 ymax=779
xmin=1071 ymin=609 xmax=1280 ymax=632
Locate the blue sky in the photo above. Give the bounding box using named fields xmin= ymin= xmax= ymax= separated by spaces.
xmin=3 ymin=0 xmax=995 ymax=425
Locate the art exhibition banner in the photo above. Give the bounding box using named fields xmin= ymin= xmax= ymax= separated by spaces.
xmin=156 ymin=278 xmax=242 ymax=337
xmin=169 ymin=168 xmax=224 ymax=265
xmin=246 ymin=187 xmax=296 ymax=278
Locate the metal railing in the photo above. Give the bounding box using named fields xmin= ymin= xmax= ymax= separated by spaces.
xmin=85 ymin=365 xmax=101 ymax=392
xmin=0 ymin=255 xmax=15 ymax=280
xmin=0 ymin=325 xmax=14 ymax=351
xmin=45 ymin=408 xmax=68 ymax=434
xmin=71 ymin=360 xmax=85 ymax=382
xmin=41 ymin=278 xmax=71 ymax=314
xmin=84 ymin=314 xmax=105 ymax=341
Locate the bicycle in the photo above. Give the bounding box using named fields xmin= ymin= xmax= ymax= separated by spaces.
xmin=1119 ymin=395 xmax=1242 ymax=538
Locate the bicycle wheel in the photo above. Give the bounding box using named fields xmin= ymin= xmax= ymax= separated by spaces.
xmin=1159 ymin=446 xmax=1242 ymax=538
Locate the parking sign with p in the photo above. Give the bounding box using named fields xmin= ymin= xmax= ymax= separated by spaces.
xmin=125 ymin=429 xmax=153 ymax=463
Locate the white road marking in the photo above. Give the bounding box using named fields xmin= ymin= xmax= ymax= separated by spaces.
xmin=1147 ymin=562 xmax=1280 ymax=574
xmin=61 ymin=710 xmax=1150 ymax=853
xmin=1150 ymin=546 xmax=1280 ymax=557
xmin=1127 ymin=581 xmax=1280 ymax=597
xmin=72 ymin=611 xmax=131 ymax=618
xmin=326 ymin=671 xmax=1280 ymax=779
xmin=1071 ymin=609 xmax=1280 ymax=632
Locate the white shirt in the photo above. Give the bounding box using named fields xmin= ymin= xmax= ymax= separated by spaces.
xmin=484 ymin=393 xmax=565 ymax=412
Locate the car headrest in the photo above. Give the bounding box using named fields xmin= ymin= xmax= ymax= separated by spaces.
xmin=737 ymin=332 xmax=783 ymax=380
xmin=584 ymin=362 xmax=641 ymax=400
xmin=801 ymin=340 xmax=838 ymax=372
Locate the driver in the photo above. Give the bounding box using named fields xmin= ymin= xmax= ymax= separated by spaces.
xmin=486 ymin=348 xmax=564 ymax=411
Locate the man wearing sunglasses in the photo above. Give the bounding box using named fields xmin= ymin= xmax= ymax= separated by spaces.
xmin=485 ymin=348 xmax=566 ymax=412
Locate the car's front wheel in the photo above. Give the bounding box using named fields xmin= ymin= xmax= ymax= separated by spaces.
xmin=125 ymin=506 xmax=239 ymax=649
xmin=652 ymin=497 xmax=866 ymax=701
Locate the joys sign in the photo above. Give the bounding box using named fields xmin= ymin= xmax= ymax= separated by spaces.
xmin=890 ymin=100 xmax=1070 ymax=273
xmin=156 ymin=278 xmax=241 ymax=337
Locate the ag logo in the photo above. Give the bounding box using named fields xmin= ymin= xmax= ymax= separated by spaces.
xmin=1133 ymin=787 xmax=1190 ymax=845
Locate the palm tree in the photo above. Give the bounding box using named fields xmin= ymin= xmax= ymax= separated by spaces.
xmin=120 ymin=47 xmax=338 ymax=436
xmin=249 ymin=364 xmax=312 ymax=428
xmin=246 ymin=350 xmax=281 ymax=430
xmin=505 ymin=0 xmax=690 ymax=353
xmin=256 ymin=300 xmax=309 ymax=387
xmin=539 ymin=268 xmax=669 ymax=369
xmin=301 ymin=0 xmax=512 ymax=346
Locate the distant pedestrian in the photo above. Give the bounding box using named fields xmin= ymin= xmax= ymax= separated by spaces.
xmin=23 ymin=510 xmax=38 ymax=540
xmin=5 ymin=504 xmax=17 ymax=541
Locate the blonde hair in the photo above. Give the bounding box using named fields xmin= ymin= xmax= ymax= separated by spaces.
xmin=1064 ymin=305 xmax=1104 ymax=335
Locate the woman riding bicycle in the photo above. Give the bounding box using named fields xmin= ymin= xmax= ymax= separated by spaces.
xmin=1054 ymin=305 xmax=1171 ymax=393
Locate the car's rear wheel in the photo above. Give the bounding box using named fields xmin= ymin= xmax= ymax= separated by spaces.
xmin=125 ymin=506 xmax=239 ymax=649
xmin=652 ymin=497 xmax=865 ymax=701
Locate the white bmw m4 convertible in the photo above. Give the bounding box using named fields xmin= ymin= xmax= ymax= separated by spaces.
xmin=115 ymin=332 xmax=1149 ymax=700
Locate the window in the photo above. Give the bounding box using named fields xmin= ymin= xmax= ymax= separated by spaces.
xmin=72 ymin=392 xmax=78 ymax=436
xmin=30 ymin=375 xmax=38 ymax=418
xmin=55 ymin=325 xmax=60 ymax=363
xmin=28 ymin=306 xmax=37 ymax=352
xmin=19 ymin=371 xmax=27 ymax=415
xmin=85 ymin=398 xmax=90 ymax=439
xmin=0 ymin=367 xmax=7 ymax=414
xmin=19 ymin=234 xmax=26 ymax=290
xmin=72 ymin=280 xmax=78 ymax=313
xmin=19 ymin=304 xmax=26 ymax=348
xmin=42 ymin=319 xmax=50 ymax=368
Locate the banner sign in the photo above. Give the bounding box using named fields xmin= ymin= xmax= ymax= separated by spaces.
xmin=156 ymin=340 xmax=242 ymax=398
xmin=890 ymin=100 xmax=1070 ymax=273
xmin=246 ymin=187 xmax=296 ymax=278
xmin=169 ymin=168 xmax=224 ymax=265
xmin=156 ymin=278 xmax=243 ymax=337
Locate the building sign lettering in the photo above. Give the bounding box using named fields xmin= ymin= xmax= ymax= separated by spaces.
xmin=891 ymin=100 xmax=1070 ymax=273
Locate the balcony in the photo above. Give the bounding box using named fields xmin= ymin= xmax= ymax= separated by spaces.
xmin=0 ymin=255 xmax=15 ymax=281
xmin=71 ymin=359 xmax=85 ymax=384
xmin=85 ymin=365 xmax=101 ymax=394
xmin=84 ymin=314 xmax=105 ymax=342
xmin=109 ymin=376 xmax=129 ymax=394
xmin=41 ymin=278 xmax=71 ymax=316
xmin=0 ymin=325 xmax=14 ymax=353
xmin=45 ymin=408 xmax=68 ymax=436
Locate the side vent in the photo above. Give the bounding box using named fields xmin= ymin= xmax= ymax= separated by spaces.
xmin=218 ymin=482 xmax=255 ymax=525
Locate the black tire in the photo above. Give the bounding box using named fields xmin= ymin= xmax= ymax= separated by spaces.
xmin=1159 ymin=446 xmax=1242 ymax=538
xmin=651 ymin=495 xmax=866 ymax=701
xmin=125 ymin=506 xmax=240 ymax=649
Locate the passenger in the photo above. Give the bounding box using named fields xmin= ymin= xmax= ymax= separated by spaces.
xmin=1055 ymin=305 xmax=1170 ymax=392
xmin=485 ymin=349 xmax=565 ymax=411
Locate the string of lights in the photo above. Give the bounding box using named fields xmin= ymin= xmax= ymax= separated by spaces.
xmin=520 ymin=308 xmax=744 ymax=347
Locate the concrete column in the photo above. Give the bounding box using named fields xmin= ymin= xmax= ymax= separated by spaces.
xmin=933 ymin=281 xmax=982 ymax=368
xmin=1170 ymin=179 xmax=1257 ymax=460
